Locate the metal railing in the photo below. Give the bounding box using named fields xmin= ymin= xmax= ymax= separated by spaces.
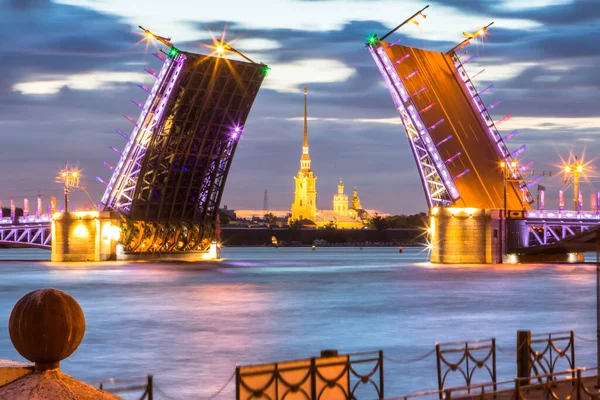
xmin=436 ymin=338 xmax=496 ymax=398
xmin=236 ymin=350 xmax=384 ymax=400
xmin=98 ymin=374 xmax=153 ymax=400
xmin=385 ymin=367 xmax=600 ymax=400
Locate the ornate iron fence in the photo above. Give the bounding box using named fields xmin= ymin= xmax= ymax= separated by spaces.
xmin=436 ymin=339 xmax=496 ymax=398
xmin=385 ymin=367 xmax=600 ymax=400
xmin=97 ymin=375 xmax=153 ymax=399
xmin=528 ymin=331 xmax=575 ymax=380
xmin=236 ymin=350 xmax=384 ymax=400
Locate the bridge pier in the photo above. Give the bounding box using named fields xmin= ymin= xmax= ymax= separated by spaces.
xmin=51 ymin=211 xmax=119 ymax=262
xmin=429 ymin=208 xmax=502 ymax=264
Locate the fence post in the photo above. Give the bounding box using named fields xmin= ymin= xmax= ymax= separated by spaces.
xmin=436 ymin=343 xmax=443 ymax=400
xmin=311 ymin=357 xmax=317 ymax=400
xmin=576 ymin=369 xmax=582 ymax=400
xmin=492 ymin=338 xmax=497 ymax=393
xmin=517 ymin=330 xmax=531 ymax=386
xmin=445 ymin=389 xmax=452 ymax=400
xmin=148 ymin=375 xmax=153 ymax=400
xmin=236 ymin=367 xmax=241 ymax=400
xmin=379 ymin=350 xmax=384 ymax=399
xmin=570 ymin=330 xmax=576 ymax=374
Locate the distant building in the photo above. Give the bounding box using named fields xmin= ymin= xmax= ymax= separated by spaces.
xmin=289 ymin=86 xmax=368 ymax=229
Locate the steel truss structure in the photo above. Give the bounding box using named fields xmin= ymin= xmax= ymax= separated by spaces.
xmin=523 ymin=210 xmax=600 ymax=247
xmin=368 ymin=44 xmax=458 ymax=207
xmin=367 ymin=32 xmax=533 ymax=209
xmin=0 ymin=223 xmax=51 ymax=249
xmin=448 ymin=51 xmax=533 ymax=204
xmin=101 ymin=49 xmax=266 ymax=253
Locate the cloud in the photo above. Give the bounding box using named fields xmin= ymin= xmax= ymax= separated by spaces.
xmin=12 ymin=71 xmax=152 ymax=95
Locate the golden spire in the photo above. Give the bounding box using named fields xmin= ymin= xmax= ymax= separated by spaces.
xmin=300 ymin=85 xmax=311 ymax=167
xmin=303 ymin=85 xmax=308 ymax=150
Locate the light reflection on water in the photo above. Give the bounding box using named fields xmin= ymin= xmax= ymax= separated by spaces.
xmin=0 ymin=247 xmax=599 ymax=399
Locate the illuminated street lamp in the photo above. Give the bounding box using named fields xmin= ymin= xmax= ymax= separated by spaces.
xmin=57 ymin=161 xmax=80 ymax=213
xmin=563 ymin=156 xmax=584 ymax=211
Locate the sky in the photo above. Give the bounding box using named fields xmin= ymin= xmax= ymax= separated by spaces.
xmin=0 ymin=0 xmax=599 ymax=215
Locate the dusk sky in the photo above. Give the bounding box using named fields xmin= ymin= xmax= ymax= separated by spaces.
xmin=1 ymin=0 xmax=599 ymax=215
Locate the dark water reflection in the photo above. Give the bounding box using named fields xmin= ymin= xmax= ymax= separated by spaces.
xmin=0 ymin=247 xmax=598 ymax=399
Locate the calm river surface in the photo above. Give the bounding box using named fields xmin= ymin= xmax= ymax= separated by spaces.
xmin=0 ymin=247 xmax=598 ymax=399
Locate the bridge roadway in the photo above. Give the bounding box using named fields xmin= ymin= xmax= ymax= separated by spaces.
xmin=3 ymin=210 xmax=600 ymax=253
xmin=383 ymin=43 xmax=528 ymax=210
xmin=0 ymin=216 xmax=51 ymax=249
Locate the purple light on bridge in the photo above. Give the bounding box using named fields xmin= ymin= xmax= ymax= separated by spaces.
xmin=436 ymin=135 xmax=452 ymax=146
xmin=387 ymin=38 xmax=402 ymax=48
xmin=124 ymin=115 xmax=136 ymax=125
xmin=478 ymin=84 xmax=494 ymax=95
xmin=419 ymin=102 xmax=436 ymax=114
xmin=462 ymin=55 xmax=476 ymax=64
xmin=489 ymin=99 xmax=502 ymax=109
xmin=152 ymin=52 xmax=165 ymax=62
xmin=510 ymin=144 xmax=526 ymax=158
xmin=403 ymin=69 xmax=419 ymax=81
xmin=394 ymin=53 xmax=410 ymax=65
xmin=454 ymin=169 xmax=471 ymax=180
xmin=470 ymin=69 xmax=485 ymax=80
xmin=411 ymin=86 xmax=427 ymax=98
xmin=103 ymin=161 xmax=114 ymax=170
xmin=504 ymin=129 xmax=518 ymax=140
xmin=559 ymin=190 xmax=564 ymax=211
xmin=495 ymin=114 xmax=511 ymax=125
xmin=138 ymin=84 xmax=151 ymax=94
xmin=96 ymin=177 xmax=108 ymax=186
xmin=520 ymin=160 xmax=534 ymax=172
xmin=445 ymin=152 xmax=462 ymax=164
xmin=144 ymin=68 xmax=158 ymax=78
xmin=116 ymin=130 xmax=129 ymax=140
xmin=131 ymin=100 xmax=143 ymax=109
xmin=110 ymin=146 xmax=122 ymax=156
xmin=429 ymin=118 xmax=445 ymax=131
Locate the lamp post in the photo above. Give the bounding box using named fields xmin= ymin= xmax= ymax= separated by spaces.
xmin=500 ymin=160 xmax=517 ymax=262
xmin=564 ymin=157 xmax=583 ymax=211
xmin=58 ymin=161 xmax=80 ymax=213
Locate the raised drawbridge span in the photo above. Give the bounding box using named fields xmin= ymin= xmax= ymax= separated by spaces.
xmin=365 ymin=7 xmax=598 ymax=262
xmin=1 ymin=32 xmax=267 ymax=259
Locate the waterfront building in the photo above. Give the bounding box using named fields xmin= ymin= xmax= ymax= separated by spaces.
xmin=289 ymin=87 xmax=368 ymax=229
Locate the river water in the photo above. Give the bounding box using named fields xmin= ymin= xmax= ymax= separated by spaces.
xmin=0 ymin=247 xmax=598 ymax=399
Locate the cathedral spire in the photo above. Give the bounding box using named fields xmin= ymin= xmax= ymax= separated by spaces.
xmin=303 ymin=85 xmax=309 ymax=152
xmin=300 ymin=85 xmax=311 ymax=169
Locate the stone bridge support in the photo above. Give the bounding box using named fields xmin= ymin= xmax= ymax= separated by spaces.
xmin=51 ymin=211 xmax=119 ymax=262
xmin=429 ymin=207 xmax=502 ymax=264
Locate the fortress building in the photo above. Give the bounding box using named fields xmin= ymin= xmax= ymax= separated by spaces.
xmin=289 ymin=87 xmax=368 ymax=229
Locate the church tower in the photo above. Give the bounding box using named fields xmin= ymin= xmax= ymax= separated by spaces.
xmin=290 ymin=85 xmax=317 ymax=221
xmin=351 ymin=186 xmax=362 ymax=210
xmin=332 ymin=178 xmax=349 ymax=216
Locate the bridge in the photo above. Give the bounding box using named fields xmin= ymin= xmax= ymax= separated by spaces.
xmin=0 ymin=12 xmax=595 ymax=263
xmin=365 ymin=6 xmax=600 ymax=263
xmin=0 ymin=216 xmax=51 ymax=249
xmin=1 ymin=29 xmax=267 ymax=261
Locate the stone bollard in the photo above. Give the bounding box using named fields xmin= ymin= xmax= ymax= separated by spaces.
xmin=0 ymin=288 xmax=122 ymax=399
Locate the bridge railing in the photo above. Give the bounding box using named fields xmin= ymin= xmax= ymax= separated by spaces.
xmin=526 ymin=210 xmax=600 ymax=220
xmin=0 ymin=216 xmax=52 ymax=225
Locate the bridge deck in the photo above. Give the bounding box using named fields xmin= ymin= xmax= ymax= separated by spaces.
xmin=382 ymin=43 xmax=527 ymax=210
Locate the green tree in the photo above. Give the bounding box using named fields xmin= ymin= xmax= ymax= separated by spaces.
xmin=368 ymin=214 xmax=389 ymax=231
xmin=264 ymin=213 xmax=277 ymax=225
